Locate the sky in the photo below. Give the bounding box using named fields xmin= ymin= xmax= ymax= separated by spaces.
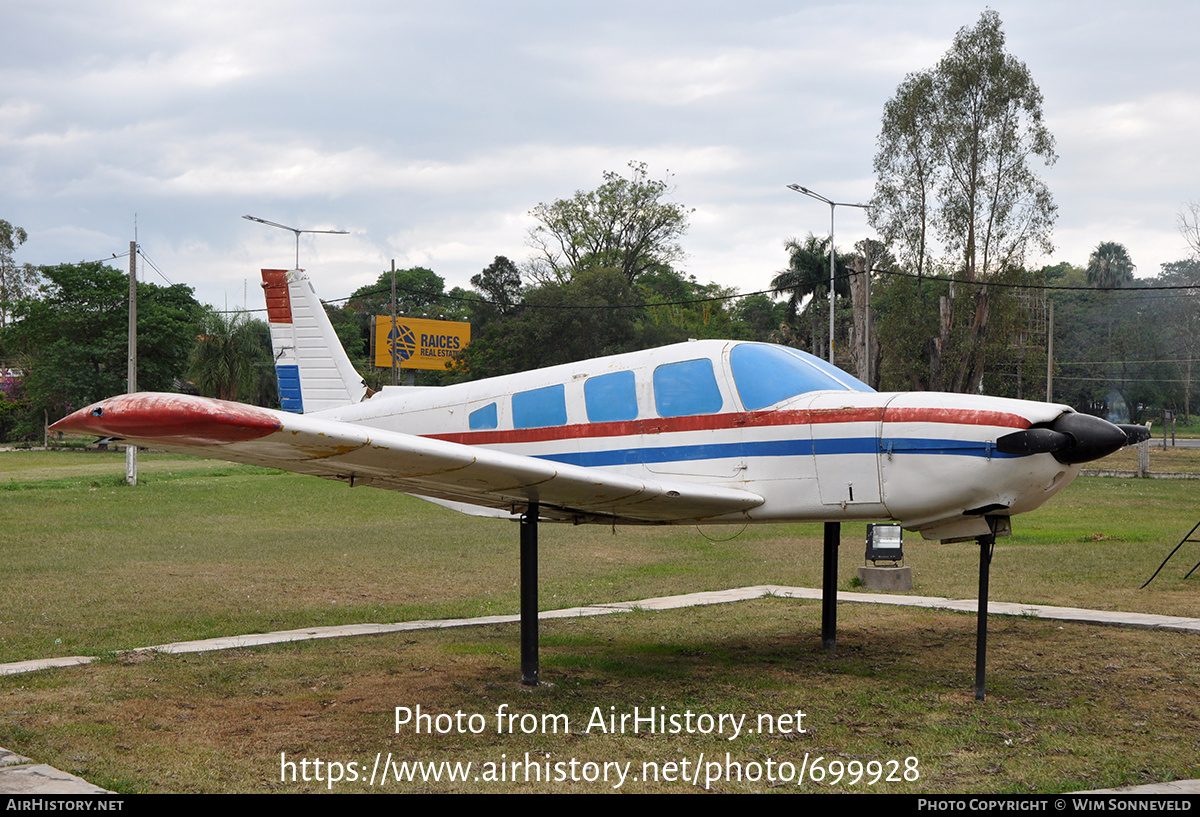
xmin=3 ymin=1 xmax=1198 ymax=311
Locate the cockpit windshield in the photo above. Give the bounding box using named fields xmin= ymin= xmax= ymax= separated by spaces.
xmin=730 ymin=343 xmax=875 ymax=410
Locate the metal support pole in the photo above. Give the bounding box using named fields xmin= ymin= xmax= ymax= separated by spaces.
xmin=822 ymin=521 xmax=840 ymax=649
xmin=828 ymin=204 xmax=836 ymax=363
xmin=520 ymin=502 xmax=539 ymax=686
xmin=974 ymin=530 xmax=995 ymax=701
xmin=126 ymin=240 xmax=138 ymax=486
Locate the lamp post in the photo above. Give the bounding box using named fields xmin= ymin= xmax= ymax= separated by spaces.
xmin=242 ymin=215 xmax=349 ymax=270
xmin=786 ymin=184 xmax=868 ymax=364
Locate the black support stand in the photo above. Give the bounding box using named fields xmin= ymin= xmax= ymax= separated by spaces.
xmin=520 ymin=503 xmax=539 ymax=686
xmin=974 ymin=529 xmax=995 ymax=701
xmin=822 ymin=521 xmax=840 ymax=649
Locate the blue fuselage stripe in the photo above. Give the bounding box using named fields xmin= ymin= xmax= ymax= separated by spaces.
xmin=534 ymin=437 xmax=1016 ymax=467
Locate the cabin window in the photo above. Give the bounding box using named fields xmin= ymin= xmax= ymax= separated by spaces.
xmin=512 ymin=384 xmax=568 ymax=429
xmin=787 ymin=347 xmax=875 ymax=392
xmin=584 ymin=371 xmax=638 ymax=423
xmin=468 ymin=402 xmax=498 ymax=430
xmin=729 ymin=343 xmax=865 ymax=410
xmin=653 ymin=359 xmax=723 ymax=417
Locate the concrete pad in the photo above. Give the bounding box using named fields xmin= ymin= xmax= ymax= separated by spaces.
xmin=857 ymin=565 xmax=913 ymax=591
xmin=0 ymin=748 xmax=32 ymax=768
xmin=0 ymin=762 xmax=112 ymax=794
xmin=1079 ymin=779 xmax=1200 ymax=794
xmin=0 ymin=655 xmax=95 ymax=676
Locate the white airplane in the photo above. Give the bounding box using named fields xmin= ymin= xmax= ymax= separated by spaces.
xmin=52 ymin=268 xmax=1141 ymax=543
xmin=51 ymin=268 xmax=1146 ymax=695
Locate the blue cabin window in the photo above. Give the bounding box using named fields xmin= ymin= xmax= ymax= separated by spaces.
xmin=730 ymin=343 xmax=869 ymax=410
xmin=785 ymin=346 xmax=874 ymax=392
xmin=468 ymin=402 xmax=498 ymax=430
xmin=512 ymin=384 xmax=568 ymax=429
xmin=584 ymin=371 xmax=638 ymax=423
xmin=653 ymin=359 xmax=723 ymax=417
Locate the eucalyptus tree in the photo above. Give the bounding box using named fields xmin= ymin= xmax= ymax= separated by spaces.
xmin=0 ymin=220 xmax=39 ymax=329
xmin=1179 ymin=201 xmax=1200 ymax=259
xmin=869 ymin=11 xmax=1057 ymax=392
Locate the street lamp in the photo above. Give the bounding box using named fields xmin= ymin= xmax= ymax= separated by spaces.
xmin=242 ymin=215 xmax=349 ymax=270
xmin=786 ymin=184 xmax=868 ymax=364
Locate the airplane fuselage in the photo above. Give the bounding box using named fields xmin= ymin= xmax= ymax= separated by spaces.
xmin=315 ymin=339 xmax=1080 ymax=540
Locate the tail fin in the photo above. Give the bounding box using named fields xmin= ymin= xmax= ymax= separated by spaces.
xmin=261 ymin=269 xmax=370 ymax=413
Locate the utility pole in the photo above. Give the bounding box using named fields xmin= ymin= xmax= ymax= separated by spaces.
xmin=1045 ymin=301 xmax=1054 ymax=402
xmin=391 ymin=259 xmax=398 ymax=387
xmin=126 ymin=240 xmax=138 ymax=486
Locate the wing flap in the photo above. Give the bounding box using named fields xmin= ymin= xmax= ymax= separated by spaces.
xmin=51 ymin=393 xmax=764 ymax=523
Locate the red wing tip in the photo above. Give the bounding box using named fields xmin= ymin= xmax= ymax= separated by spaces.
xmin=51 ymin=393 xmax=282 ymax=446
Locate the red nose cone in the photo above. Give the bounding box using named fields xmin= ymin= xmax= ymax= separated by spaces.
xmin=50 ymin=393 xmax=282 ymax=446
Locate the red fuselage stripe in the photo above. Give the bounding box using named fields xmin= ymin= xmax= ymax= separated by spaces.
xmin=425 ymin=406 xmax=1030 ymax=446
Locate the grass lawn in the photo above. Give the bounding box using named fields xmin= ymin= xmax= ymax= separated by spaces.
xmin=1 ymin=449 xmax=1197 ymax=793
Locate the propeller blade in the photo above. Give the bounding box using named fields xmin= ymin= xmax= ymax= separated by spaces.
xmin=1116 ymin=423 xmax=1151 ymax=444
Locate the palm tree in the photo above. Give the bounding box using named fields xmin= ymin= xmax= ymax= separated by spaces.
xmin=188 ymin=310 xmax=275 ymax=404
xmin=1086 ymin=242 xmax=1135 ymax=289
xmin=771 ymin=234 xmax=849 ymax=353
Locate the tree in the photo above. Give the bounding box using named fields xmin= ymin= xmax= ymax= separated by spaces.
xmin=1179 ymin=201 xmax=1200 ymax=259
xmin=526 ymin=161 xmax=692 ymax=285
xmin=348 ymin=266 xmax=456 ymax=320
xmin=638 ymin=269 xmax=741 ymax=341
xmin=847 ymin=239 xmax=894 ymax=387
xmin=6 ymin=261 xmax=202 ymax=438
xmin=1159 ymin=259 xmax=1200 ymax=419
xmin=458 ymin=268 xmax=645 ymax=378
xmin=870 ymin=10 xmax=1057 ymax=393
xmin=1086 ymin=242 xmax=1135 ymax=289
xmin=0 ymin=220 xmax=40 ymax=329
xmin=188 ymin=310 xmax=276 ymax=405
xmin=871 ymin=71 xmax=937 ymax=282
xmin=469 ymin=255 xmax=524 ymax=327
xmin=730 ymin=292 xmax=788 ymax=343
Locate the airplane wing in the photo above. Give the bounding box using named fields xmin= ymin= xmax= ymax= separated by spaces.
xmin=50 ymin=393 xmax=764 ymax=524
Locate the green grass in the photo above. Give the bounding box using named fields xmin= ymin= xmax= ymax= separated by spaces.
xmin=1 ymin=450 xmax=1198 ymax=792
xmin=1089 ymin=443 xmax=1200 ymax=474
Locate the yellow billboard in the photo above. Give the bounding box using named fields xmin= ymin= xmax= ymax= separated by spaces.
xmin=374 ymin=317 xmax=471 ymax=370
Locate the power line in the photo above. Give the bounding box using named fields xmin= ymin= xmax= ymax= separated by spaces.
xmin=135 ymin=248 xmax=176 ymax=287
xmin=1053 ymin=375 xmax=1197 ymax=384
xmin=1058 ymin=358 xmax=1200 ymax=366
xmin=868 ymin=266 xmax=1200 ymax=293
xmin=208 ymin=263 xmax=1200 ymax=317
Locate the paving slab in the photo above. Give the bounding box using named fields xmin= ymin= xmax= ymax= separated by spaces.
xmin=1079 ymin=779 xmax=1200 ymax=794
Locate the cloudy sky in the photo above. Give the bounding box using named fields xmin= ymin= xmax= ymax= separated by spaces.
xmin=3 ymin=1 xmax=1198 ymax=311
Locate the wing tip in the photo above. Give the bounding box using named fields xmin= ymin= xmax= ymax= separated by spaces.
xmin=51 ymin=393 xmax=282 ymax=446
